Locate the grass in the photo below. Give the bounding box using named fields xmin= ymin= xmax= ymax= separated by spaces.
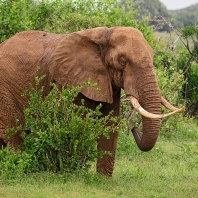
xmin=0 ymin=119 xmax=198 ymax=198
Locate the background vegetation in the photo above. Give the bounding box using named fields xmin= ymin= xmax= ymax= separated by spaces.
xmin=0 ymin=0 xmax=198 ymax=197
xmin=120 ymin=0 xmax=198 ymax=30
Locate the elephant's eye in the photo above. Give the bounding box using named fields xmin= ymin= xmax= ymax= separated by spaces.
xmin=118 ymin=55 xmax=127 ymax=69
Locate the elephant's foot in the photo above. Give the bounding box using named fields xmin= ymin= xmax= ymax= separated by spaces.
xmin=96 ymin=155 xmax=115 ymax=177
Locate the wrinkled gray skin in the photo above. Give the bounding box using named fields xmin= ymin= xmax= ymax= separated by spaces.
xmin=0 ymin=27 xmax=162 ymax=177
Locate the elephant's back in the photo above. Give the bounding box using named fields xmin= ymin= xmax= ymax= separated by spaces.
xmin=0 ymin=30 xmax=65 ymax=77
xmin=0 ymin=30 xmax=65 ymax=70
xmin=0 ymin=30 xmax=65 ymax=101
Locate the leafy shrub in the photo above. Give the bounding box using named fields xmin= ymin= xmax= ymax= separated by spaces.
xmin=0 ymin=76 xmax=119 ymax=179
xmin=155 ymin=21 xmax=198 ymax=117
xmin=149 ymin=30 xmax=186 ymax=133
xmin=178 ymin=23 xmax=198 ymax=117
xmin=0 ymin=146 xmax=36 ymax=180
xmin=0 ymin=0 xmax=154 ymax=45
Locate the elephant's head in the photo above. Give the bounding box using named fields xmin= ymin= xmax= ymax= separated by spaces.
xmin=49 ymin=27 xmax=184 ymax=151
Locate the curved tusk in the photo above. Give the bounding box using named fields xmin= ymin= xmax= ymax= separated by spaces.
xmin=129 ymin=96 xmax=185 ymax=119
xmin=161 ymin=96 xmax=184 ymax=112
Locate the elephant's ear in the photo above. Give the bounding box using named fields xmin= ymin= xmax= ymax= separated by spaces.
xmin=49 ymin=31 xmax=113 ymax=103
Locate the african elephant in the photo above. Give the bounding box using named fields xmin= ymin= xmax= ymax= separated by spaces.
xmin=0 ymin=27 xmax=184 ymax=176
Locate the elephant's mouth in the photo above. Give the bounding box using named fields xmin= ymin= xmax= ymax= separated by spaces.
xmin=129 ymin=95 xmax=185 ymax=119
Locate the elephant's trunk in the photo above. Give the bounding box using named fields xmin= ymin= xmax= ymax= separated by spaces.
xmin=131 ymin=88 xmax=161 ymax=151
xmin=132 ymin=117 xmax=161 ymax=151
xmin=129 ymin=94 xmax=184 ymax=151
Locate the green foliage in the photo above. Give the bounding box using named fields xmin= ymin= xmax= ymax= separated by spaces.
xmin=0 ymin=0 xmax=154 ymax=45
xmin=0 ymin=146 xmax=35 ymax=179
xmin=0 ymin=0 xmax=56 ymax=42
xmin=155 ymin=66 xmax=184 ymax=106
xmin=120 ymin=0 xmax=198 ymax=30
xmin=180 ymin=22 xmax=198 ymax=63
xmin=153 ymin=39 xmax=186 ymax=132
xmin=173 ymin=22 xmax=198 ymax=117
xmin=160 ymin=116 xmax=198 ymax=139
xmin=0 ymin=77 xmax=119 ymax=179
xmin=156 ymin=63 xmax=185 ymax=133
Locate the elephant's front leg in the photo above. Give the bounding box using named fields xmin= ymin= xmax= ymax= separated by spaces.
xmin=96 ymin=88 xmax=121 ymax=177
xmin=97 ymin=131 xmax=119 ymax=177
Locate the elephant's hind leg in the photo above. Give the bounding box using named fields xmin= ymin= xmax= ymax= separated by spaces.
xmin=0 ymin=102 xmax=24 ymax=150
xmin=0 ymin=127 xmax=7 ymax=149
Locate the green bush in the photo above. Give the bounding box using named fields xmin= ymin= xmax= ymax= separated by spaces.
xmin=179 ymin=23 xmax=198 ymax=117
xmin=149 ymin=31 xmax=187 ymax=133
xmin=0 ymin=76 xmax=119 ymax=179
xmin=0 ymin=0 xmax=154 ymax=45
xmin=0 ymin=146 xmax=35 ymax=180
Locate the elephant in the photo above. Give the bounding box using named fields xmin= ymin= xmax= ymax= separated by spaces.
xmin=0 ymin=27 xmax=184 ymax=177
